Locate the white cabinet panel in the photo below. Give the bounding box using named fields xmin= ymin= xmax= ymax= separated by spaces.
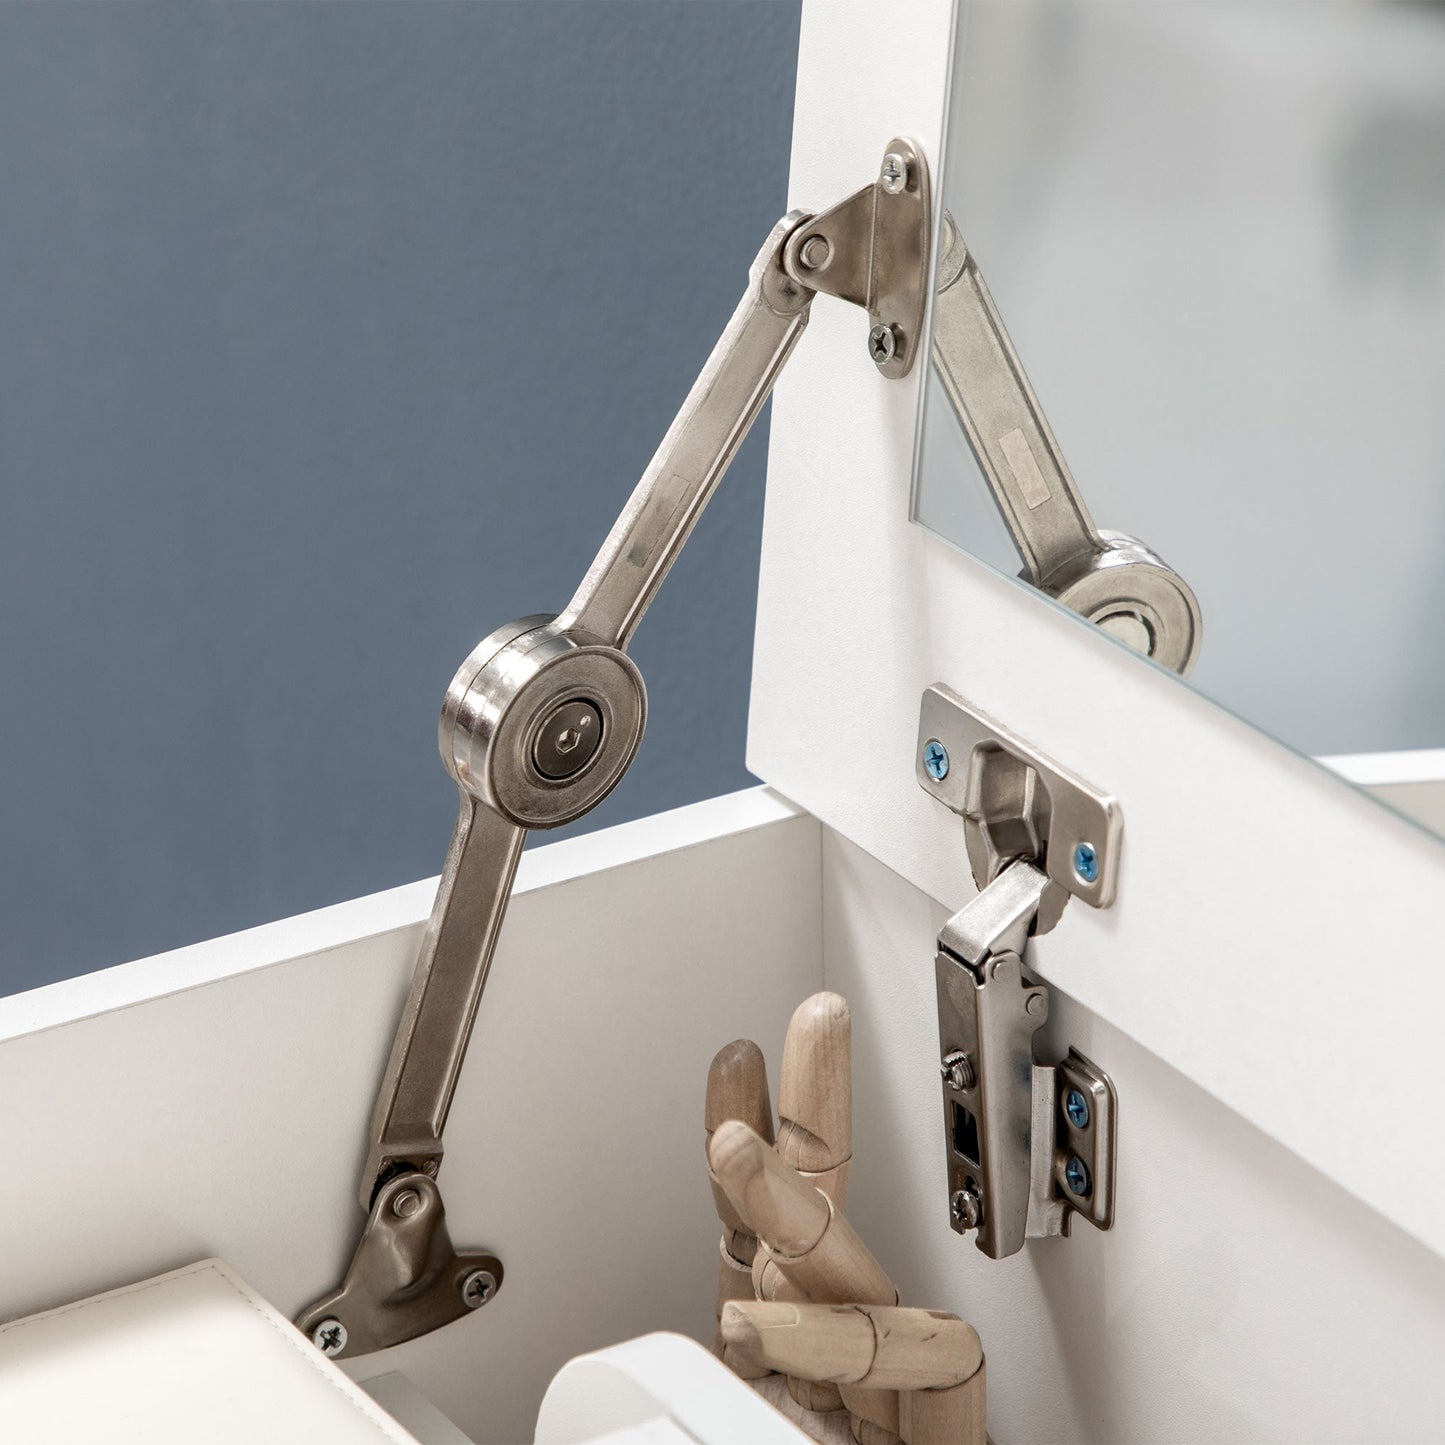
xmin=0 ymin=790 xmax=821 ymax=1445
xmin=7 ymin=785 xmax=1440 ymax=1442
xmin=822 ymin=826 xmax=1445 ymax=1444
xmin=750 ymin=0 xmax=1445 ymax=1259
xmin=0 ymin=1260 xmax=421 ymax=1445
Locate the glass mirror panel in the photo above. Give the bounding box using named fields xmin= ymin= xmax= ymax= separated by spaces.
xmin=915 ymin=1 xmax=1445 ymax=838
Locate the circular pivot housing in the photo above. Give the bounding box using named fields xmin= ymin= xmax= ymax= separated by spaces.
xmin=439 ymin=614 xmax=646 ymax=829
xmin=1049 ymin=531 xmax=1202 ymax=676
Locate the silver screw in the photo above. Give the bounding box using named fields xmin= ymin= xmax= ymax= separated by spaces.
xmin=868 ymin=323 xmax=899 ymax=366
xmin=950 ymin=1188 xmax=980 ymax=1229
xmin=391 ymin=1187 xmax=421 ymax=1219
xmin=798 ymin=235 xmax=831 ymax=270
xmin=1065 ymin=1089 xmax=1091 ymax=1130
xmin=312 ymin=1318 xmax=348 ymax=1357
xmin=940 ymin=1050 xmax=975 ymax=1091
xmin=459 ymin=1268 xmax=498 ymax=1309
xmin=880 ymin=151 xmax=909 ymax=194
xmin=1064 ymin=1156 xmax=1091 ymax=1198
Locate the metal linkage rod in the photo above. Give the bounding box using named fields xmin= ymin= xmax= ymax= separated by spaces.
xmin=299 ymin=139 xmax=933 ymax=1360
xmin=363 ymin=214 xmax=815 ymax=1203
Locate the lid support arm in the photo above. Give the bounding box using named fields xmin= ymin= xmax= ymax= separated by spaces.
xmin=297 ymin=139 xmax=933 ymax=1360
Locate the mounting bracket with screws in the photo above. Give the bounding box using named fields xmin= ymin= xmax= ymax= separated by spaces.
xmin=782 ymin=137 xmax=932 ymax=379
xmin=296 ymin=1173 xmax=503 ymax=1359
xmin=916 ymin=683 xmax=1120 ymax=1259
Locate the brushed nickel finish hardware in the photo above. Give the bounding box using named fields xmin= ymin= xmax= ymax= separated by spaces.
xmin=918 ymin=685 xmax=1120 ymax=1259
xmin=298 ymin=139 xmax=934 ymax=1358
xmin=784 ymin=136 xmax=932 ymax=380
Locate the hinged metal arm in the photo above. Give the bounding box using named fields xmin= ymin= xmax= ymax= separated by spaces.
xmin=358 ymin=214 xmax=818 ymax=1204
xmin=936 ymin=860 xmax=1051 ymax=1259
xmin=919 ymin=685 xmax=1119 ymax=1262
xmin=298 ymin=140 xmax=933 ymax=1360
xmin=561 ymin=135 xmax=933 ymax=650
xmin=362 ymin=792 xmax=526 ymax=1193
xmin=560 ymin=215 xmax=815 ymax=651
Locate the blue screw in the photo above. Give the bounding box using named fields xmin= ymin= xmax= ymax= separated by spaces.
xmin=1072 ymin=841 xmax=1099 ymax=884
xmin=923 ymin=738 xmax=949 ymax=781
xmin=1065 ymin=1089 xmax=1090 ymax=1130
xmin=1064 ymin=1156 xmax=1091 ymax=1197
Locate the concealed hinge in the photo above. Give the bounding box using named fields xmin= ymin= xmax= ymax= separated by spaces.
xmin=917 ymin=684 xmax=1120 ymax=1259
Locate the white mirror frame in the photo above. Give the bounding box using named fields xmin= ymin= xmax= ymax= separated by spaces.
xmin=749 ymin=0 xmax=1445 ymax=1259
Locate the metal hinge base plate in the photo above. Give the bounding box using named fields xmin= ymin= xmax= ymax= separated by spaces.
xmin=295 ymin=1173 xmax=503 ymax=1361
xmin=782 ymin=136 xmax=932 ymax=379
xmin=917 ymin=682 xmax=1122 ymax=932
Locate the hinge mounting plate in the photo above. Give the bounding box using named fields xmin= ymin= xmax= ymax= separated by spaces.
xmin=782 ymin=136 xmax=932 ymax=379
xmin=917 ymin=682 xmax=1121 ymax=935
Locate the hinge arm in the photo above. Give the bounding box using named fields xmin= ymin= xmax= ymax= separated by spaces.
xmin=297 ymin=139 xmax=934 ymax=1360
xmin=560 ymin=213 xmax=816 ymax=651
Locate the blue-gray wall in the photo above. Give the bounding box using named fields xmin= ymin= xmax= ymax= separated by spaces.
xmin=0 ymin=2 xmax=802 ymax=992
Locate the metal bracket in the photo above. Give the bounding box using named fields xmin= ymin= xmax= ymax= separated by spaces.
xmin=296 ymin=1173 xmax=503 ymax=1360
xmin=297 ymin=140 xmax=935 ymax=1359
xmin=918 ymin=685 xmax=1120 ymax=1260
xmin=782 ymin=138 xmax=932 ymax=379
xmin=917 ymin=683 xmax=1121 ymax=935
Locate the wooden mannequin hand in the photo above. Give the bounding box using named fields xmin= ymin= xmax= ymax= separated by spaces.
xmin=720 ymin=1301 xmax=985 ymax=1445
xmin=704 ymin=992 xmax=852 ymax=1402
xmin=704 ymin=995 xmax=987 ymax=1445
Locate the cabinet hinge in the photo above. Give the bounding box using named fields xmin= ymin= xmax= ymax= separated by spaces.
xmin=917 ymin=684 xmax=1121 ymax=1259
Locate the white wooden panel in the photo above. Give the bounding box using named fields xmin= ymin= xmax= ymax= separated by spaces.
xmin=822 ymin=827 xmax=1445 ymax=1444
xmin=0 ymin=1259 xmax=420 ymax=1445
xmin=0 ymin=788 xmax=821 ymax=1445
xmin=750 ymin=0 xmax=1445 ymax=1257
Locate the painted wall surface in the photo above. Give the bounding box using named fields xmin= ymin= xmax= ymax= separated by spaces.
xmin=0 ymin=1 xmax=801 ymax=990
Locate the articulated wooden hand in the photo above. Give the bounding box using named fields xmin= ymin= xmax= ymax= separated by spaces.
xmin=705 ymin=994 xmax=852 ymax=1399
xmin=705 ymin=994 xmax=986 ymax=1445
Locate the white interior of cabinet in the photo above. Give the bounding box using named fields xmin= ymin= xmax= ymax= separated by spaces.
xmin=7 ymin=790 xmax=1444 ymax=1443
xmin=750 ymin=0 xmax=1445 ymax=1262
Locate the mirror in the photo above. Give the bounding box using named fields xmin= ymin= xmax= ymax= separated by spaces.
xmin=915 ymin=1 xmax=1445 ymax=839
